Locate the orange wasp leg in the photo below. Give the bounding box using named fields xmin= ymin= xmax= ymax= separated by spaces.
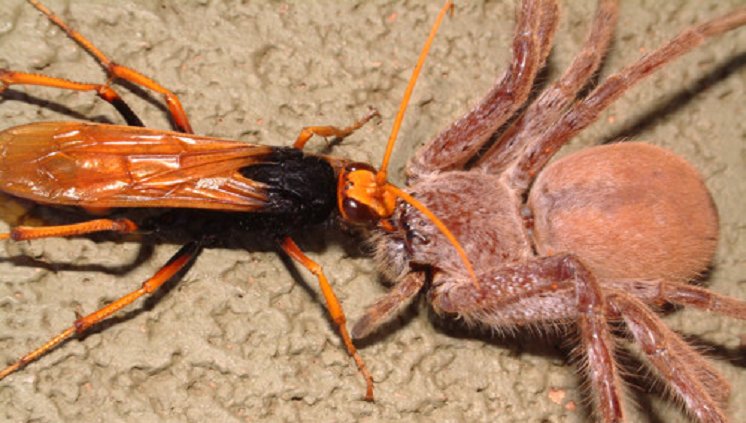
xmin=26 ymin=0 xmax=193 ymax=133
xmin=0 ymin=218 xmax=138 ymax=241
xmin=0 ymin=70 xmax=144 ymax=127
xmin=0 ymin=240 xmax=201 ymax=381
xmin=279 ymin=236 xmax=375 ymax=402
xmin=292 ymin=109 xmax=380 ymax=150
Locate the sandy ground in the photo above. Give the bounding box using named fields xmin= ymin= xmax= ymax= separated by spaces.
xmin=0 ymin=1 xmax=744 ymax=422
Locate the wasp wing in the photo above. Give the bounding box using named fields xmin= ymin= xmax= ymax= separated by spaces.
xmin=0 ymin=122 xmax=278 ymax=211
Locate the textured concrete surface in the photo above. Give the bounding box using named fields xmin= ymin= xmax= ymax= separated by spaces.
xmin=0 ymin=1 xmax=744 ymax=422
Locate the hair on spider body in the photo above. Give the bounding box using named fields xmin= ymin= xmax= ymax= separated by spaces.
xmin=352 ymin=1 xmax=746 ymax=422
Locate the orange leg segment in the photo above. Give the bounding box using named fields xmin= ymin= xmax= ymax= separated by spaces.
xmin=279 ymin=236 xmax=374 ymax=401
xmin=0 ymin=240 xmax=201 ymax=381
xmin=293 ymin=109 xmax=379 ymax=150
xmin=0 ymin=69 xmax=143 ymax=127
xmin=0 ymin=218 xmax=138 ymax=241
xmin=26 ymin=0 xmax=193 ymax=133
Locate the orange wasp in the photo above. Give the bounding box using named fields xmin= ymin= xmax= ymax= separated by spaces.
xmin=0 ymin=1 xmax=471 ymax=401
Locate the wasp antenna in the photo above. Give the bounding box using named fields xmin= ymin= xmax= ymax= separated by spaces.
xmin=377 ymin=1 xmax=454 ymax=183
xmin=384 ymin=184 xmax=479 ymax=290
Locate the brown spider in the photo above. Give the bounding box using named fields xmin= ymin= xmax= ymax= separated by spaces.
xmin=352 ymin=1 xmax=746 ymax=422
xmin=0 ymin=1 xmax=743 ymax=422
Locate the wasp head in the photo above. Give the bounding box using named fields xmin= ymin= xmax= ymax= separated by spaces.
xmin=337 ymin=162 xmax=397 ymax=228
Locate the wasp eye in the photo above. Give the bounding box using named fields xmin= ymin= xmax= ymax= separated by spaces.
xmin=341 ymin=197 xmax=379 ymax=226
xmin=344 ymin=162 xmax=376 ymax=174
xmin=338 ymin=162 xmax=382 ymax=226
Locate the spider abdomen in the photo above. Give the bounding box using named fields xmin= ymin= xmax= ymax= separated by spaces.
xmin=528 ymin=142 xmax=719 ymax=282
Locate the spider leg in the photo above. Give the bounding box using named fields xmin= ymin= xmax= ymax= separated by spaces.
xmin=606 ymin=278 xmax=745 ymax=406
xmin=430 ymin=254 xmax=625 ymax=423
xmin=608 ymin=293 xmax=730 ymax=423
xmin=351 ymin=271 xmax=426 ymax=339
xmin=406 ymin=0 xmax=559 ymax=179
xmin=475 ymin=0 xmax=619 ymax=175
xmin=658 ymin=283 xmax=746 ymax=320
xmin=607 ymin=278 xmax=746 ymax=321
xmin=503 ymin=8 xmax=746 ymax=193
